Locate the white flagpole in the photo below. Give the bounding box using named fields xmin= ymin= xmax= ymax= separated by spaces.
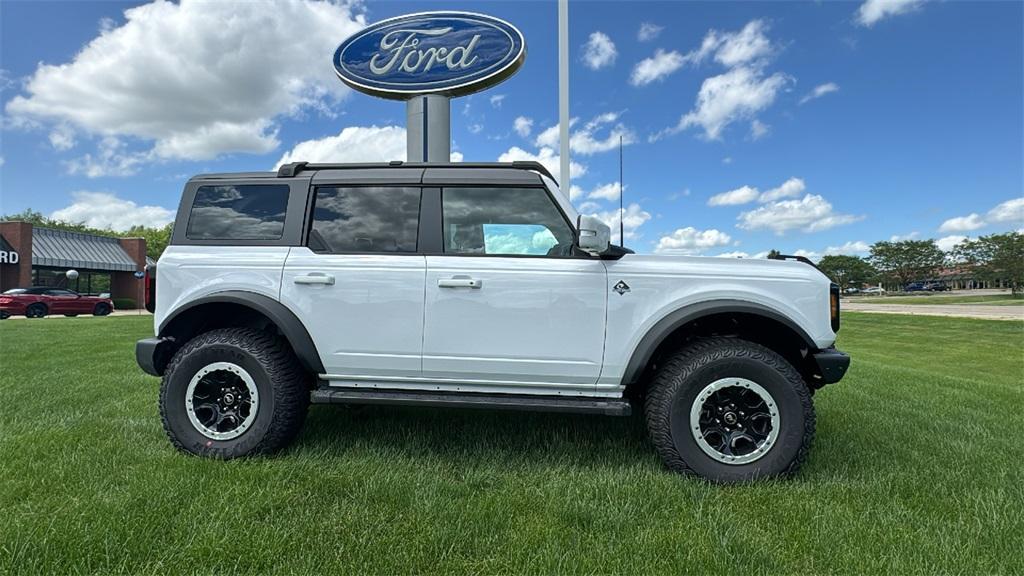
xmin=558 ymin=0 xmax=570 ymax=191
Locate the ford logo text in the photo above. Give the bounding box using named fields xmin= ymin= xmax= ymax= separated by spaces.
xmin=334 ymin=12 xmax=526 ymax=99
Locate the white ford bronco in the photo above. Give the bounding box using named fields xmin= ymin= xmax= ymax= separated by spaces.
xmin=137 ymin=161 xmax=849 ymax=483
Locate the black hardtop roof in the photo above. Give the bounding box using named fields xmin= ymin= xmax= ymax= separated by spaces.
xmin=188 ymin=161 xmax=558 ymax=186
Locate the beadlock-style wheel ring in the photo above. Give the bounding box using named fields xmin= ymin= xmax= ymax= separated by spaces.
xmin=689 ymin=377 xmax=780 ymax=465
xmin=185 ymin=362 xmax=259 ymax=441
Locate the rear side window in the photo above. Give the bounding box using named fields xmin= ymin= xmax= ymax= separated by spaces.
xmin=310 ymin=187 xmax=420 ymax=253
xmin=186 ymin=185 xmax=289 ymax=240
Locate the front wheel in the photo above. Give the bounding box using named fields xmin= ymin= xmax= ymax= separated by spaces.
xmin=93 ymin=303 xmax=111 ymax=316
xmin=160 ymin=328 xmax=309 ymax=459
xmin=644 ymin=338 xmax=815 ymax=483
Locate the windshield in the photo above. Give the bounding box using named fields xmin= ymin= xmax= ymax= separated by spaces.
xmin=3 ymin=289 xmax=27 ymax=294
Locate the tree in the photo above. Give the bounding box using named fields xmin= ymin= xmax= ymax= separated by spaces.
xmin=869 ymin=240 xmax=946 ymax=289
xmin=1 ymin=210 xmax=172 ymax=260
xmin=817 ymin=255 xmax=876 ymax=289
xmin=952 ymin=232 xmax=1024 ymax=295
xmin=766 ymin=249 xmax=781 ymax=259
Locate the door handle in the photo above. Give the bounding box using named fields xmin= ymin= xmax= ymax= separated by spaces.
xmin=294 ymin=273 xmax=335 ymax=286
xmin=438 ymin=276 xmax=482 ymax=289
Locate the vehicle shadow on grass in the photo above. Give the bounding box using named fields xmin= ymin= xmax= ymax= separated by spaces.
xmin=295 ymin=404 xmax=658 ymax=472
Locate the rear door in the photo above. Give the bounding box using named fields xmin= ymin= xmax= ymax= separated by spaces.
xmin=280 ymin=181 xmax=426 ymax=380
xmin=421 ymin=185 xmax=607 ymax=394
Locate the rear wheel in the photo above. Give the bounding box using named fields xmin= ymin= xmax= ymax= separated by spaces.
xmin=160 ymin=328 xmax=309 ymax=459
xmin=25 ymin=303 xmax=47 ymax=319
xmin=92 ymin=303 xmax=111 ymax=316
xmin=644 ymin=338 xmax=815 ymax=483
xmin=0 ymin=311 xmax=9 ymax=320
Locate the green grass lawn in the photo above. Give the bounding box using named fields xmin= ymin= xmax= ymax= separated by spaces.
xmin=848 ymin=293 xmax=1024 ymax=305
xmin=1 ymin=313 xmax=1022 ymax=574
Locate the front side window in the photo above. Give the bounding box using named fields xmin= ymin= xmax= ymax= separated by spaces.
xmin=186 ymin=185 xmax=289 ymax=240
xmin=442 ymin=188 xmax=575 ymax=256
xmin=310 ymin=187 xmax=420 ymax=253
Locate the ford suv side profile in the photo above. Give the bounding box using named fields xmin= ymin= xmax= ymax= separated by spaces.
xmin=136 ymin=161 xmax=849 ymax=483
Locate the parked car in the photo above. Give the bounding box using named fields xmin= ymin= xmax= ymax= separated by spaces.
xmin=862 ymin=286 xmax=887 ymax=295
xmin=904 ymin=282 xmax=927 ymax=292
xmin=924 ymin=281 xmax=950 ymax=292
xmin=843 ymin=287 xmax=860 ymax=294
xmin=136 ymin=161 xmax=850 ymax=484
xmin=0 ymin=287 xmax=115 ymax=319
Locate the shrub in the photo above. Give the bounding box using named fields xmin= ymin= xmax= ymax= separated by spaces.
xmin=112 ymin=298 xmax=137 ymax=310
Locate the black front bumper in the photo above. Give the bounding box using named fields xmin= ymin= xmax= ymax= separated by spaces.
xmin=136 ymin=337 xmax=174 ymax=377
xmin=812 ymin=347 xmax=850 ymax=384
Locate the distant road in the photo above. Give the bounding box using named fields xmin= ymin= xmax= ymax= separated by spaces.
xmin=844 ymin=302 xmax=1024 ymax=321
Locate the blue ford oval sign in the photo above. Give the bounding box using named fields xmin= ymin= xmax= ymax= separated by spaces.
xmin=333 ymin=11 xmax=526 ymax=100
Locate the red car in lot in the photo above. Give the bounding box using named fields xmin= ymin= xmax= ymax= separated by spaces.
xmin=0 ymin=287 xmax=115 ymax=319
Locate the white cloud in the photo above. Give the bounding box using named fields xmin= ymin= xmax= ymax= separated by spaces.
xmin=938 ymin=213 xmax=985 ymax=233
xmin=721 ymin=157 xmax=733 ymax=165
xmin=655 ymin=227 xmax=733 ymax=255
xmin=581 ymin=31 xmax=618 ymax=70
xmin=65 ymin=136 xmax=150 ymax=178
xmin=800 ymin=82 xmax=840 ymax=105
xmin=825 ymin=240 xmax=871 ymax=256
xmin=656 ymin=66 xmax=789 ymax=140
xmin=750 ymin=119 xmax=770 ymax=140
xmin=707 ymin=177 xmax=805 ymax=206
xmin=708 ymin=185 xmax=759 ymax=206
xmin=737 ymin=194 xmax=863 ymax=235
xmin=535 ymin=113 xmax=635 ymax=156
xmin=759 ymin=177 xmax=806 ymax=202
xmin=575 ymin=200 xmax=601 ymax=213
xmin=710 ymin=20 xmax=775 ymax=68
xmin=468 ymin=123 xmax=483 ymax=135
xmin=856 ymin=0 xmax=926 ymax=27
xmin=630 ymin=49 xmax=685 ymax=86
xmin=586 ymin=182 xmax=622 ymax=202
xmin=793 ymin=249 xmax=822 ymax=262
xmin=49 ymin=125 xmax=76 ymax=151
xmin=715 ymin=251 xmax=750 ymax=259
xmin=583 ymin=203 xmax=651 ymax=244
xmin=50 ymin=191 xmax=174 ymax=231
xmin=489 ymin=94 xmax=506 ymax=109
xmin=637 ymin=22 xmax=664 ymax=42
xmin=936 ymin=235 xmax=968 ymax=252
xmin=513 ymin=116 xmax=533 ymax=138
xmin=889 ymin=231 xmax=920 ymax=241
xmin=6 ymin=0 xmax=365 ymax=162
xmin=497 ymin=146 xmax=586 ymax=182
xmin=275 ymin=125 xmax=462 ymax=169
xmin=987 ymin=197 xmax=1024 ymax=225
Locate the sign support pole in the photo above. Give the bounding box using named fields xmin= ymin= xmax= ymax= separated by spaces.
xmin=558 ymin=0 xmax=570 ymax=189
xmin=406 ymin=94 xmax=451 ymax=163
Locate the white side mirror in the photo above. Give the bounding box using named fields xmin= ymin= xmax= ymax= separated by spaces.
xmin=577 ymin=215 xmax=611 ymax=255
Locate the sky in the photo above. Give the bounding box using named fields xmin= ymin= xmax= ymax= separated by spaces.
xmin=1 ymin=0 xmax=1022 ymax=259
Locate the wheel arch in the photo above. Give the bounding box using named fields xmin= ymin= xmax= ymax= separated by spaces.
xmin=156 ymin=291 xmax=324 ymax=377
xmin=622 ymin=300 xmax=822 ymax=393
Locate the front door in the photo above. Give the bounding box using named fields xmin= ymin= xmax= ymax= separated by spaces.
xmin=280 ymin=185 xmax=425 ymax=380
xmin=422 ymin=186 xmax=607 ymax=394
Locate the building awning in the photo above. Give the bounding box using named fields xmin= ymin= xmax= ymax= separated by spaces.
xmin=31 ymin=227 xmax=138 ymax=272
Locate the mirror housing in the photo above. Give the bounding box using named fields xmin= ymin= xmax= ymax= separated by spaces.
xmin=576 ymin=215 xmax=611 ymax=255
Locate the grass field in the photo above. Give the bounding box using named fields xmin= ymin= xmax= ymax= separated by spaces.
xmin=1 ymin=314 xmax=1022 ymax=574
xmin=848 ymin=293 xmax=1024 ymax=305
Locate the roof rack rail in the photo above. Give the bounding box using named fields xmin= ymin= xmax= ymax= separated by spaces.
xmin=275 ymin=160 xmax=558 ymax=184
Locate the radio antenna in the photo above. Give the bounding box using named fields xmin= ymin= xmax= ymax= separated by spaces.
xmin=619 ymin=134 xmax=624 ymax=247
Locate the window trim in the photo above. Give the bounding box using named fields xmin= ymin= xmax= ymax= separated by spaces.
xmin=304 ymin=185 xmax=424 ymax=255
xmin=432 ymin=184 xmax=590 ymax=260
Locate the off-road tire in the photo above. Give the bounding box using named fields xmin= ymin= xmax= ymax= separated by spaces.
xmin=644 ymin=337 xmax=815 ymax=483
xmin=92 ymin=303 xmax=111 ymax=316
xmin=160 ymin=328 xmax=309 ymax=459
xmin=25 ymin=303 xmax=47 ymax=318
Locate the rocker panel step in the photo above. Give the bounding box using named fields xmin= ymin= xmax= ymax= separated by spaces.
xmin=310 ymin=388 xmax=632 ymax=416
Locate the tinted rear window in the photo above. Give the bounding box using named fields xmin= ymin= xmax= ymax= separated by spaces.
xmin=309 ymin=187 xmax=420 ymax=253
xmin=186 ymin=185 xmax=289 ymax=240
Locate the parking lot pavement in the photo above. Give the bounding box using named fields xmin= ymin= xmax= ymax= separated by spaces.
xmin=843 ymin=302 xmax=1024 ymax=321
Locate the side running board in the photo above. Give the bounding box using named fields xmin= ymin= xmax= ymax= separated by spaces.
xmin=310 ymin=388 xmax=632 ymax=416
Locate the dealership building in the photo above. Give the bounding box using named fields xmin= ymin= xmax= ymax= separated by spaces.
xmin=0 ymin=221 xmax=147 ymax=307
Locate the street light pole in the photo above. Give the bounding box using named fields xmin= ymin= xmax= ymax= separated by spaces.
xmin=558 ymin=0 xmax=570 ymax=191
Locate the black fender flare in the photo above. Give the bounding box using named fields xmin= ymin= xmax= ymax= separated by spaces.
xmin=159 ymin=291 xmax=325 ymax=375
xmin=620 ymin=299 xmax=817 ymax=386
